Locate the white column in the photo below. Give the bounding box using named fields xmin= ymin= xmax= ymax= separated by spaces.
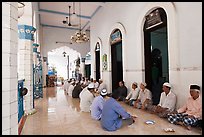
xmin=2 ymin=2 xmax=18 ymax=135
xmin=18 ymin=25 xmax=36 ymax=115
xmin=80 ymin=57 xmax=86 ymax=77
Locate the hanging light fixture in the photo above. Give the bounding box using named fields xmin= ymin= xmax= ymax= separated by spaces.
xmin=71 ymin=2 xmax=89 ymax=43
xmin=18 ymin=2 xmax=25 ymax=18
xmin=62 ymin=47 xmax=67 ymax=57
xmin=71 ymin=2 xmax=78 ymax=22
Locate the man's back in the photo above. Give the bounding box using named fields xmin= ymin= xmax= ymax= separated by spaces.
xmin=100 ymin=97 xmax=130 ymax=131
xmin=72 ymin=84 xmax=82 ymax=98
xmin=90 ymin=95 xmax=105 ymax=120
xmin=79 ymin=88 xmax=94 ymax=112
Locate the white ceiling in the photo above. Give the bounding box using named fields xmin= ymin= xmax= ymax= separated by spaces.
xmin=38 ymin=2 xmax=105 ymax=31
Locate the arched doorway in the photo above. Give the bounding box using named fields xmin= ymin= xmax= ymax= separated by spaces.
xmin=110 ymin=29 xmax=123 ymax=90
xmin=95 ymin=42 xmax=100 ymax=82
xmin=143 ymin=8 xmax=169 ymax=105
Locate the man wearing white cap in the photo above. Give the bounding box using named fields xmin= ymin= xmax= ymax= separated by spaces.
xmin=97 ymin=79 xmax=107 ymax=93
xmin=67 ymin=81 xmax=75 ymax=96
xmin=90 ymin=89 xmax=108 ymax=120
xmin=146 ymin=82 xmax=177 ymax=118
xmin=167 ymin=84 xmax=202 ymax=130
xmin=124 ymin=82 xmax=140 ymax=106
xmin=79 ymin=83 xmax=95 ymax=112
xmin=133 ymin=82 xmax=152 ymax=110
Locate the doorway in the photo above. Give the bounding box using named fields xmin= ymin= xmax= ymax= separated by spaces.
xmin=144 ymin=8 xmax=169 ymax=105
xmin=95 ymin=42 xmax=100 ymax=82
xmin=111 ymin=29 xmax=123 ymax=90
xmin=85 ymin=64 xmax=91 ymax=80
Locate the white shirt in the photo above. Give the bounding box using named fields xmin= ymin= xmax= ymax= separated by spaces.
xmin=158 ymin=90 xmax=176 ymax=112
xmin=97 ymin=82 xmax=107 ymax=93
xmin=68 ymin=84 xmax=75 ymax=96
xmin=64 ymin=81 xmax=68 ymax=91
xmin=126 ymin=88 xmax=140 ymax=100
xmin=66 ymin=82 xmax=71 ymax=93
xmin=138 ymin=88 xmax=152 ymax=104
xmin=79 ymin=88 xmax=94 ymax=112
xmin=94 ymin=82 xmax=99 ymax=89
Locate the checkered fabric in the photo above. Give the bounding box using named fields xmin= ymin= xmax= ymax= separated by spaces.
xmin=167 ymin=113 xmax=198 ymax=126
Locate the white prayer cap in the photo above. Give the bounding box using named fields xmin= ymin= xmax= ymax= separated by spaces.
xmin=141 ymin=82 xmax=147 ymax=87
xmin=163 ymin=82 xmax=171 ymax=88
xmin=100 ymin=89 xmax=107 ymax=96
xmin=70 ymin=81 xmax=75 ymax=84
xmin=88 ymin=83 xmax=95 ymax=89
xmin=190 ymin=84 xmax=200 ymax=93
xmin=133 ymin=82 xmax=137 ymax=86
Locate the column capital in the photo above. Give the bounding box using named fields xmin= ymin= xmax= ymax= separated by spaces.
xmin=81 ymin=57 xmax=86 ymax=63
xmin=33 ymin=43 xmax=39 ymax=47
xmin=18 ymin=25 xmax=36 ymax=41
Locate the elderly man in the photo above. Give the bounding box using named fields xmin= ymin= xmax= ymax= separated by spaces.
xmin=146 ymin=82 xmax=177 ymax=118
xmin=133 ymin=82 xmax=152 ymax=110
xmin=90 ymin=89 xmax=108 ymax=120
xmin=167 ymin=84 xmax=202 ymax=130
xmin=79 ymin=83 xmax=95 ymax=112
xmin=124 ymin=82 xmax=140 ymax=106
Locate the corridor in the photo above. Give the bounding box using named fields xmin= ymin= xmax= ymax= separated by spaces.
xmin=2 ymin=2 xmax=202 ymax=135
xmin=21 ymin=87 xmax=201 ymax=135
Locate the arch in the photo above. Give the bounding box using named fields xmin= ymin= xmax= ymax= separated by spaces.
xmin=135 ymin=2 xmax=178 ymax=82
xmin=95 ymin=41 xmax=101 ymax=81
xmin=108 ymin=22 xmax=127 ymax=91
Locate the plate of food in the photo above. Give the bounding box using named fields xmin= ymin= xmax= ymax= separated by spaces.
xmin=145 ymin=120 xmax=155 ymax=124
xmin=164 ymin=128 xmax=175 ymax=132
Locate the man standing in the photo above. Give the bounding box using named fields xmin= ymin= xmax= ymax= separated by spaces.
xmin=167 ymin=84 xmax=202 ymax=130
xmin=100 ymin=96 xmax=137 ymax=131
xmin=146 ymin=82 xmax=176 ymax=118
xmin=90 ymin=89 xmax=108 ymax=120
xmin=79 ymin=83 xmax=95 ymax=112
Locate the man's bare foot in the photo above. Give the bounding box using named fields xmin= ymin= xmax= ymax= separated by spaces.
xmin=186 ymin=125 xmax=191 ymax=130
xmin=176 ymin=121 xmax=184 ymax=126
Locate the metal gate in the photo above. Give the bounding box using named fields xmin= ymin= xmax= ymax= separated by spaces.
xmin=33 ymin=53 xmax=43 ymax=99
xmin=18 ymin=79 xmax=25 ymax=123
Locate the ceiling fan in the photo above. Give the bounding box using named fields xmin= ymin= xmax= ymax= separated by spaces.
xmin=62 ymin=5 xmax=79 ymax=27
xmin=56 ymin=41 xmax=72 ymax=44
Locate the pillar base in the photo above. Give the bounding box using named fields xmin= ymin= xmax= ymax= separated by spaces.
xmin=24 ymin=109 xmax=37 ymax=116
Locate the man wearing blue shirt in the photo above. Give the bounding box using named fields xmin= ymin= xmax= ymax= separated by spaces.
xmin=90 ymin=89 xmax=108 ymax=120
xmin=100 ymin=97 xmax=137 ymax=131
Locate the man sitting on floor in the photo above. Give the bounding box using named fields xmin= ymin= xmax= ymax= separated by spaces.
xmin=112 ymin=81 xmax=128 ymax=101
xmin=79 ymin=83 xmax=95 ymax=112
xmin=100 ymin=96 xmax=137 ymax=131
xmin=133 ymin=82 xmax=152 ymax=110
xmin=90 ymin=89 xmax=108 ymax=120
xmin=146 ymin=82 xmax=176 ymax=118
xmin=167 ymin=84 xmax=202 ymax=130
xmin=124 ymin=82 xmax=140 ymax=106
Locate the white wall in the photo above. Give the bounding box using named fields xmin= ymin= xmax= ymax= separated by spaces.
xmin=42 ymin=27 xmax=90 ymax=58
xmin=90 ymin=2 xmax=202 ymax=109
xmin=48 ymin=49 xmax=80 ymax=80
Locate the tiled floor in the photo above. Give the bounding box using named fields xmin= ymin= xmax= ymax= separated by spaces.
xmin=21 ymin=86 xmax=202 ymax=135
